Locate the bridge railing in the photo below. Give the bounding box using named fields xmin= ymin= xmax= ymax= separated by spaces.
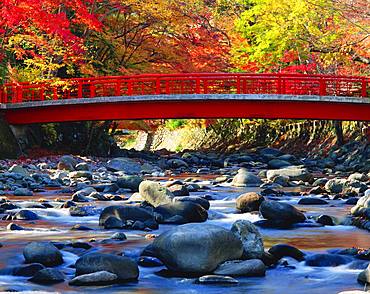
xmin=0 ymin=73 xmax=368 ymax=103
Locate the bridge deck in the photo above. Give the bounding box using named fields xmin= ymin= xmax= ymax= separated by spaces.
xmin=1 ymin=94 xmax=369 ymax=124
xmin=0 ymin=73 xmax=369 ymax=123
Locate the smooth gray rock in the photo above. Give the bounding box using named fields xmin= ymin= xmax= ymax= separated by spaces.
xmin=266 ymin=167 xmax=313 ymax=182
xmin=232 ymin=168 xmax=262 ymax=187
xmin=99 ymin=205 xmax=155 ymax=227
xmin=69 ymin=271 xmax=118 ymax=286
xmin=13 ymin=188 xmax=33 ymax=196
xmin=23 ymin=242 xmax=63 ymax=267
xmin=154 ymin=202 xmax=208 ymax=224
xmin=151 ymin=223 xmax=243 ymax=273
xmin=259 ymin=200 xmax=306 ymax=224
xmin=116 ymin=175 xmax=143 ymax=192
xmin=268 ymin=244 xmax=305 ymax=261
xmin=173 ymin=196 xmax=210 ymax=210
xmin=214 ymin=259 xmax=266 ymax=277
xmin=29 ymin=268 xmax=65 ymax=284
xmin=14 ymin=210 xmax=39 ymax=220
xmin=75 ymin=253 xmax=139 ymax=281
xmin=106 ymin=157 xmax=141 ymax=174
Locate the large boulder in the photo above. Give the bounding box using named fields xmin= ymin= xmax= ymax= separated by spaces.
xmin=99 ymin=205 xmax=156 ymax=228
xmin=139 ymin=181 xmax=174 ymax=207
xmin=236 ymin=192 xmax=264 ymax=213
xmin=266 ymin=167 xmax=313 ymax=182
xmin=106 ymin=157 xmax=141 ymax=174
xmin=214 ymin=259 xmax=266 ymax=277
xmin=259 ymin=200 xmax=306 ymax=224
xmin=23 ymin=242 xmax=63 ymax=267
xmin=231 ymin=220 xmax=264 ymax=260
xmin=75 ymin=253 xmax=139 ymax=281
xmin=151 ymin=223 xmax=243 ymax=273
xmin=232 ymin=168 xmax=262 ymax=187
xmin=154 ymin=202 xmax=208 ymax=224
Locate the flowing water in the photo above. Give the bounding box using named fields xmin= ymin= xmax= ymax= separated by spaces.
xmin=0 ymin=175 xmax=369 ymax=294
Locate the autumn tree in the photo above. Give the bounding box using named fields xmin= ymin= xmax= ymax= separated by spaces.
xmin=84 ymin=0 xmax=232 ymax=75
xmin=232 ymin=0 xmax=370 ymax=75
xmin=0 ymin=0 xmax=102 ymax=82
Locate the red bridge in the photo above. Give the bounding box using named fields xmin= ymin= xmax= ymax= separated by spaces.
xmin=0 ymin=73 xmax=369 ymax=124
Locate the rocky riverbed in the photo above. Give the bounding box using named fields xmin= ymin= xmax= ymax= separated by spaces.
xmin=0 ymin=144 xmax=369 ymax=293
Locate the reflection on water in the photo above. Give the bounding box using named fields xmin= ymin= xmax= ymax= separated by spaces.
xmin=0 ymin=176 xmax=369 ymax=293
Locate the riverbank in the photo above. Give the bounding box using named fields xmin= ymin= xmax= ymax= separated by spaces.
xmin=0 ymin=145 xmax=369 ymax=293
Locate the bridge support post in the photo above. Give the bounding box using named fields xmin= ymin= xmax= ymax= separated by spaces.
xmin=0 ymin=116 xmax=22 ymax=159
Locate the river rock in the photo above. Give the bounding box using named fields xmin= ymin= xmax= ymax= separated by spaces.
xmin=266 ymin=167 xmax=313 ymax=182
xmin=14 ymin=210 xmax=39 ymax=220
xmin=236 ymin=192 xmax=264 ymax=213
xmin=7 ymin=222 xmax=26 ymax=230
xmin=305 ymin=253 xmax=352 ymax=267
xmin=69 ymin=271 xmax=118 ymax=286
xmin=259 ymin=200 xmax=306 ymax=224
xmin=29 ymin=268 xmax=65 ymax=284
xmin=268 ymin=159 xmax=291 ymax=169
xmin=173 ymin=196 xmax=210 ymax=210
xmin=151 ymin=223 xmax=243 ymax=273
xmin=106 ymin=157 xmax=141 ymax=174
xmin=116 ymin=175 xmax=143 ymax=192
xmin=168 ymin=184 xmax=189 ymax=196
xmin=357 ymin=264 xmax=370 ymax=284
xmin=69 ymin=205 xmax=96 ymax=217
xmin=325 ymin=178 xmax=345 ymax=194
xmin=231 ymin=220 xmax=264 ymax=259
xmin=316 ymin=215 xmax=335 ymax=226
xmin=268 ymin=244 xmax=305 ymax=261
xmin=196 ymin=275 xmax=239 ymax=284
xmin=297 ymin=197 xmax=329 ymax=205
xmin=139 ymin=180 xmax=174 ymax=207
xmin=13 ymin=188 xmax=33 ymax=196
xmin=104 ymin=216 xmax=124 ymax=229
xmin=348 ymin=173 xmax=368 ymax=182
xmin=351 ymin=193 xmax=370 ymax=218
xmin=13 ymin=263 xmax=45 ymax=277
xmin=214 ymin=259 xmax=266 ymax=277
xmin=57 ymin=155 xmax=77 ymax=171
xmin=154 ymin=202 xmax=208 ymax=224
xmin=232 ymin=168 xmax=262 ymax=187
xmin=23 ymin=242 xmax=63 ymax=267
xmin=75 ymin=253 xmax=139 ymax=281
xmin=8 ymin=165 xmax=29 ymax=177
xmin=99 ymin=205 xmax=156 ymax=229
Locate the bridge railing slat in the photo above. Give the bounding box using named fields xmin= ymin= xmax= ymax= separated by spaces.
xmin=0 ymin=73 xmax=368 ymax=103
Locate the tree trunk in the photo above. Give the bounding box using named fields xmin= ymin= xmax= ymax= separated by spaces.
xmin=334 ymin=121 xmax=344 ymax=145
